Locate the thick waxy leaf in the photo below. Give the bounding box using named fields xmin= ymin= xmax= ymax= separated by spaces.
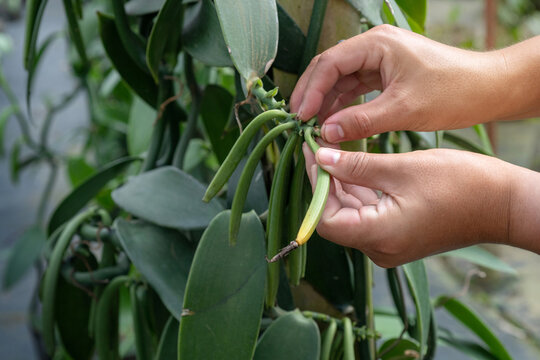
xmin=125 ymin=0 xmax=164 ymax=15
xmin=62 ymin=0 xmax=88 ymax=66
xmin=3 ymin=226 xmax=45 ymax=290
xmin=146 ymin=0 xmax=184 ymax=82
xmin=199 ymin=84 xmax=237 ymax=164
xmin=214 ymin=0 xmax=278 ymax=84
xmin=67 ymin=157 xmax=96 ymax=187
xmin=112 ymin=166 xmax=223 ymax=230
xmin=178 ymin=210 xmax=266 ymax=360
xmin=395 ymin=0 xmax=426 ymax=29
xmin=23 ymin=0 xmax=49 ymax=70
xmin=98 ymin=13 xmax=158 ymax=107
xmin=441 ymin=246 xmax=517 ymax=275
xmin=182 ymin=0 xmax=232 ymax=67
xmin=443 ymin=132 xmax=492 ymax=155
xmin=125 ymin=0 xmax=196 ymax=15
xmin=384 ymin=0 xmax=411 ymax=31
xmin=115 ymin=219 xmax=194 ymax=320
xmin=435 ymin=297 xmax=511 ymax=360
xmin=227 ymin=157 xmax=268 ymax=216
xmin=379 ymin=338 xmax=420 ymax=360
xmin=402 ymin=260 xmax=431 ymax=355
xmin=346 ymin=0 xmax=384 ymax=25
xmin=155 ymin=316 xmax=179 ymax=360
xmin=253 ymin=311 xmax=320 ymax=360
xmin=274 ymin=5 xmax=306 ymax=73
xmin=127 ymin=96 xmax=155 ymax=156
xmin=305 ymin=233 xmax=353 ymax=306
xmin=48 ymin=157 xmax=139 ymax=235
xmin=439 ymin=334 xmax=499 ymax=360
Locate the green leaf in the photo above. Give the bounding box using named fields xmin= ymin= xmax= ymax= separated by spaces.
xmin=227 ymin=157 xmax=269 ymax=215
xmin=2 ymin=226 xmax=45 ymax=290
xmin=274 ymin=5 xmax=306 ymax=73
xmin=395 ymin=0 xmax=426 ymax=29
xmin=253 ymin=310 xmax=320 ymax=360
xmin=199 ymin=84 xmax=237 ymax=164
xmin=214 ymin=0 xmax=279 ymax=84
xmin=384 ymin=0 xmax=411 ymax=31
xmin=472 ymin=124 xmax=495 ymax=156
xmin=26 ymin=31 xmax=63 ymax=117
xmin=9 ymin=139 xmax=21 ymax=183
xmin=402 ymin=260 xmax=431 ymax=355
xmin=305 ymin=233 xmax=354 ymax=306
xmin=146 ymin=0 xmax=184 ymax=82
xmin=98 ymin=12 xmax=158 ymax=107
xmin=178 ymin=210 xmax=266 ymax=360
xmin=115 ymin=219 xmax=194 ymax=320
xmin=125 ymin=0 xmax=164 ymax=15
xmin=182 ymin=0 xmax=232 ymax=67
xmin=125 ymin=0 xmax=197 ymax=16
xmin=55 ymin=247 xmax=96 ymax=360
xmin=436 ymin=297 xmax=511 ymax=360
xmin=67 ymin=157 xmax=96 ymax=188
xmin=439 ymin=334 xmax=499 ymax=360
xmin=127 ymin=96 xmax=155 ymax=156
xmin=183 ymin=139 xmax=210 ymax=174
xmin=379 ymin=338 xmax=420 ymax=360
xmin=23 ymin=0 xmax=49 ymax=70
xmin=0 ymin=104 xmax=17 ymax=156
xmin=155 ymin=316 xmax=179 ymax=360
xmin=443 ymin=131 xmax=492 ymax=156
xmin=346 ymin=0 xmax=384 ymax=26
xmin=112 ymin=166 xmax=223 ymax=231
xmin=62 ymin=0 xmax=88 ymax=66
xmin=441 ymin=246 xmax=517 ymax=275
xmin=47 ymin=157 xmax=139 ymax=235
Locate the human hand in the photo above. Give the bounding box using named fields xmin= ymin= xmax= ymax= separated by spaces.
xmin=291 ymin=25 xmax=509 ymax=143
xmin=303 ymin=144 xmax=518 ymax=267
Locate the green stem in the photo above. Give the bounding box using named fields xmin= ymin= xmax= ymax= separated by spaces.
xmin=0 ymin=66 xmax=37 ymax=150
xmin=173 ymin=55 xmax=200 ymax=169
xmin=36 ymin=160 xmax=57 ymax=226
xmin=298 ymin=0 xmax=329 ymax=74
xmin=302 ymin=311 xmax=375 ymax=339
xmin=141 ymin=77 xmax=171 ymax=172
xmin=364 ymin=254 xmax=376 ymax=358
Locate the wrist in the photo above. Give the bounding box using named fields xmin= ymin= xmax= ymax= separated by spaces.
xmin=490 ymin=37 xmax=540 ymax=121
xmin=507 ymin=166 xmax=540 ymax=253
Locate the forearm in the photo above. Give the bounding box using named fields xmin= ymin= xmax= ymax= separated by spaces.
xmin=492 ymin=36 xmax=540 ymax=121
xmin=508 ymin=165 xmax=540 ymax=253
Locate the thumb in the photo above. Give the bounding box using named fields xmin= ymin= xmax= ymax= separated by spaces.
xmin=321 ymin=94 xmax=399 ymax=142
xmin=315 ymin=147 xmax=403 ymax=192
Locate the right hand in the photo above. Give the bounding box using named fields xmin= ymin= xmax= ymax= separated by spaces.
xmin=290 ymin=25 xmax=508 ymax=143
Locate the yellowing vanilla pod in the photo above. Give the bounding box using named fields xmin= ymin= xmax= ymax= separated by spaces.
xmin=267 ymin=126 xmax=330 ymax=263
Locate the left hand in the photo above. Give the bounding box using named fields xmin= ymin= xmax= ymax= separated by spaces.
xmin=303 ymin=143 xmax=515 ymax=267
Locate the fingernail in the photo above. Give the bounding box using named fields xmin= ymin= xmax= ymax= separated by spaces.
xmin=317 ymin=148 xmax=341 ymax=166
xmin=322 ymin=124 xmax=344 ymax=142
xmin=297 ymin=103 xmax=305 ymax=119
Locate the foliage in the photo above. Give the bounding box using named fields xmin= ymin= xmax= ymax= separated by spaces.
xmin=0 ymin=0 xmax=520 ymax=359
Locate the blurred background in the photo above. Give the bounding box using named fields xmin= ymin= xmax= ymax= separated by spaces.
xmin=0 ymin=0 xmax=538 ymax=358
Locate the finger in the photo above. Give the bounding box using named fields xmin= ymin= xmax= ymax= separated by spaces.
xmin=320 ymin=94 xmax=399 ymax=142
xmin=333 ymin=178 xmax=364 ymax=209
xmin=296 ymin=32 xmax=387 ymax=120
xmin=341 ymin=182 xmax=379 ymax=204
xmin=290 ymin=54 xmax=320 ymax=114
xmin=318 ymin=83 xmax=373 ymax=122
xmin=315 ymin=147 xmax=406 ymax=192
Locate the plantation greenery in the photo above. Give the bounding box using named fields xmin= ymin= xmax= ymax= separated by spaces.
xmin=0 ymin=0 xmax=521 ymax=359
